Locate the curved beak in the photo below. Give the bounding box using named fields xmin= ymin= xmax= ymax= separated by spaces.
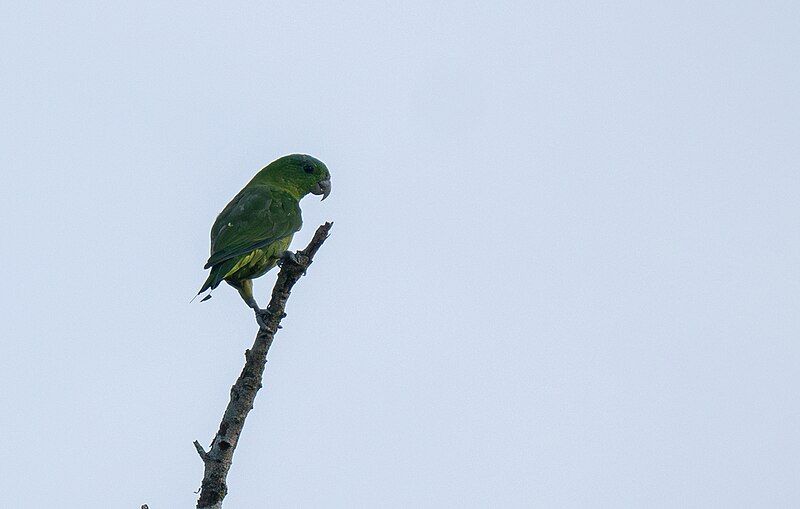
xmin=311 ymin=178 xmax=331 ymax=200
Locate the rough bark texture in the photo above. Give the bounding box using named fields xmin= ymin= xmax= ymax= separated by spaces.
xmin=194 ymin=222 xmax=333 ymax=508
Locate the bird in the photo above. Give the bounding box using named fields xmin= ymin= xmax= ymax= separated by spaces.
xmin=197 ymin=154 xmax=331 ymax=324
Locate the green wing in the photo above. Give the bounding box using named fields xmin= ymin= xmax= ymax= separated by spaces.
xmin=204 ymin=185 xmax=302 ymax=270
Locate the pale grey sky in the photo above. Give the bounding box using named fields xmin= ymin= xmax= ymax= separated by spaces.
xmin=1 ymin=1 xmax=799 ymax=508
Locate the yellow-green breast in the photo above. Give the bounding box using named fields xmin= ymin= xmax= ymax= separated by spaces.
xmin=222 ymin=235 xmax=294 ymax=282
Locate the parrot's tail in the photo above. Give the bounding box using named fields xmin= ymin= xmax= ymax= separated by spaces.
xmin=196 ymin=258 xmax=238 ymax=300
xmin=197 ymin=272 xmax=217 ymax=295
xmin=189 ymin=293 xmax=212 ymax=303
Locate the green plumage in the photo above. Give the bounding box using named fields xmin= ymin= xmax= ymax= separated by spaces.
xmin=198 ymin=154 xmax=331 ymax=310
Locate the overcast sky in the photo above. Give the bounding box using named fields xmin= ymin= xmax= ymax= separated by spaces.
xmin=1 ymin=1 xmax=799 ymax=507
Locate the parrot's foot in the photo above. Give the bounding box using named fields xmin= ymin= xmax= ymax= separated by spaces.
xmin=277 ymin=250 xmax=307 ymax=275
xmin=254 ymin=308 xmax=273 ymax=329
xmin=277 ymin=250 xmax=299 ymax=267
xmin=254 ymin=307 xmax=287 ymax=330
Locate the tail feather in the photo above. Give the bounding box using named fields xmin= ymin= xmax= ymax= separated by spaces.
xmin=197 ymin=259 xmax=237 ymax=297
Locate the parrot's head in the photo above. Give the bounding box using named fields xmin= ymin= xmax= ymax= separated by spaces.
xmin=255 ymin=154 xmax=331 ymax=200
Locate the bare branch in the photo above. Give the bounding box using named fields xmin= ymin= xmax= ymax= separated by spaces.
xmin=195 ymin=222 xmax=333 ymax=508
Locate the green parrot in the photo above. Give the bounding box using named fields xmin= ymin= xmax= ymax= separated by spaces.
xmin=197 ymin=154 xmax=331 ymax=320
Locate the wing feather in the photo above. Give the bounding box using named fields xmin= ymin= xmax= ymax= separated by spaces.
xmin=204 ymin=186 xmax=302 ymax=269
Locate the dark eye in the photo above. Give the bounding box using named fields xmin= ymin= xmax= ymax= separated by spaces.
xmin=303 ymin=164 xmax=314 ymax=174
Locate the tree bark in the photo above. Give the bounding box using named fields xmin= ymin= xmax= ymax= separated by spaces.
xmin=194 ymin=222 xmax=333 ymax=508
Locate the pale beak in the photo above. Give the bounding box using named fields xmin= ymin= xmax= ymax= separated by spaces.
xmin=311 ymin=178 xmax=331 ymax=200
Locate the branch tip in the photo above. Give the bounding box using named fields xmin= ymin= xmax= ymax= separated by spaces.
xmin=194 ymin=440 xmax=208 ymax=460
